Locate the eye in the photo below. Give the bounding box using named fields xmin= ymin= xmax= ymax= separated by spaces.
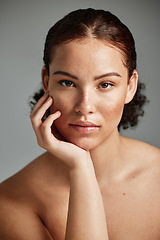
xmin=59 ymin=80 xmax=75 ymax=87
xmin=99 ymin=82 xmax=113 ymax=89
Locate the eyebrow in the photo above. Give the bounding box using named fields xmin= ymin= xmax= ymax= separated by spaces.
xmin=95 ymin=72 xmax=122 ymax=79
xmin=53 ymin=70 xmax=122 ymax=80
xmin=53 ymin=71 xmax=78 ymax=79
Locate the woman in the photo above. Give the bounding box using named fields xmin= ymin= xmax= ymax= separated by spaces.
xmin=0 ymin=8 xmax=160 ymax=240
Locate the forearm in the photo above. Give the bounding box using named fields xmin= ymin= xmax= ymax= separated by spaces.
xmin=65 ymin=167 xmax=109 ymax=240
xmin=30 ymin=93 xmax=108 ymax=239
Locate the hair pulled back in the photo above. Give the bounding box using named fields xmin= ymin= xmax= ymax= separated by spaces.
xmin=30 ymin=8 xmax=148 ymax=130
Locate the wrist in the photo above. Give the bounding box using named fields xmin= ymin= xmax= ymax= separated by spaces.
xmin=69 ymin=159 xmax=96 ymax=180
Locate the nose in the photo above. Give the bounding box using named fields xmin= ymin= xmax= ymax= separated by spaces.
xmin=74 ymin=87 xmax=95 ymax=115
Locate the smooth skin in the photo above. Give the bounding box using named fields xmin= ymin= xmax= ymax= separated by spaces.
xmin=0 ymin=38 xmax=160 ymax=240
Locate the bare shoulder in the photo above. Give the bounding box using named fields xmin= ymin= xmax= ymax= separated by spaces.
xmin=122 ymin=136 xmax=160 ymax=160
xmin=1 ymin=151 xmax=69 ymax=192
xmin=0 ymin=152 xmax=69 ymax=239
xmin=0 ymin=194 xmax=53 ymax=240
xmin=0 ymin=151 xmax=69 ymax=205
xmin=121 ymin=136 xmax=160 ymax=180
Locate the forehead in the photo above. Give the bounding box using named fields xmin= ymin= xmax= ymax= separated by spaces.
xmin=50 ymin=39 xmax=127 ymax=76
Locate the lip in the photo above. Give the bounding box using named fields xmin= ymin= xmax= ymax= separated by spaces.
xmin=69 ymin=121 xmax=100 ymax=133
xmin=70 ymin=120 xmax=99 ymax=127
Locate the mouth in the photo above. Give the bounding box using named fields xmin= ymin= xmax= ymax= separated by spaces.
xmin=69 ymin=121 xmax=100 ymax=133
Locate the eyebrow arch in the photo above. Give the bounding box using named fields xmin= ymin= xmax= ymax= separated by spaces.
xmin=95 ymin=72 xmax=122 ymax=80
xmin=53 ymin=71 xmax=78 ymax=80
xmin=53 ymin=70 xmax=122 ymax=80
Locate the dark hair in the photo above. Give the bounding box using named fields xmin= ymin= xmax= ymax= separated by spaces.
xmin=30 ymin=8 xmax=148 ymax=130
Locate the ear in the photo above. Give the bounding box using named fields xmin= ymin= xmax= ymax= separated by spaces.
xmin=41 ymin=66 xmax=49 ymax=92
xmin=125 ymin=70 xmax=138 ymax=104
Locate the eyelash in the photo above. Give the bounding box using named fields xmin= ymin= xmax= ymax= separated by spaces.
xmin=59 ymin=80 xmax=75 ymax=87
xmin=58 ymin=80 xmax=114 ymax=89
xmin=98 ymin=82 xmax=113 ymax=89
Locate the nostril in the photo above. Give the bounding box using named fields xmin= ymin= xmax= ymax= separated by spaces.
xmin=75 ymin=101 xmax=94 ymax=115
xmin=74 ymin=90 xmax=95 ymax=115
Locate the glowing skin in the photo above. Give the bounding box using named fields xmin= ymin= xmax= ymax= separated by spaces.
xmin=42 ymin=39 xmax=137 ymax=150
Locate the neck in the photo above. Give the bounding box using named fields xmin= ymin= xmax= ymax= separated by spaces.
xmin=90 ymin=129 xmax=125 ymax=182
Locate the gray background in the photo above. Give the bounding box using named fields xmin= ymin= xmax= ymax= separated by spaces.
xmin=0 ymin=0 xmax=159 ymax=182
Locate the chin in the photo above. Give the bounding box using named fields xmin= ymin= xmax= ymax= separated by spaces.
xmin=69 ymin=138 xmax=100 ymax=151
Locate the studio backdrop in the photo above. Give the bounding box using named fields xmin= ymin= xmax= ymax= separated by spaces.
xmin=0 ymin=0 xmax=159 ymax=182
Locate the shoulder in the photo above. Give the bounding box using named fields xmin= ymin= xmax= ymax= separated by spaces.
xmin=0 ymin=151 xmax=69 ymax=202
xmin=121 ymin=136 xmax=160 ymax=176
xmin=0 ymin=193 xmax=53 ymax=240
xmin=0 ymin=151 xmax=69 ymax=208
xmin=121 ymin=137 xmax=160 ymax=194
xmin=122 ymin=136 xmax=160 ymax=159
xmin=0 ymin=152 xmax=69 ymax=239
xmin=0 ymin=174 xmax=51 ymax=240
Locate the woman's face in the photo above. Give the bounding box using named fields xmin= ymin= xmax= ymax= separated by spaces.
xmin=43 ymin=39 xmax=137 ymax=150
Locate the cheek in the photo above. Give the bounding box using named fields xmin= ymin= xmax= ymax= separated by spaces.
xmin=102 ymin=97 xmax=125 ymax=124
xmin=49 ymin=92 xmax=71 ymax=115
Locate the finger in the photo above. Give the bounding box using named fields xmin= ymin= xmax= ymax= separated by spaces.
xmin=31 ymin=97 xmax=53 ymax=143
xmin=41 ymin=111 xmax=61 ymax=144
xmin=30 ymin=91 xmax=49 ymax=116
xmin=31 ymin=96 xmax=53 ymax=127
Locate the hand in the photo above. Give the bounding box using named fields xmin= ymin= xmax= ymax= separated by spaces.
xmin=30 ymin=92 xmax=92 ymax=170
